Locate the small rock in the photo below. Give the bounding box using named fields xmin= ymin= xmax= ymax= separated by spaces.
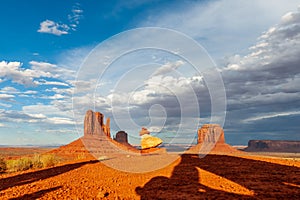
xmin=98 ymin=155 xmax=108 ymax=161
xmin=139 ymin=127 xmax=150 ymax=136
xmin=97 ymin=191 xmax=109 ymax=198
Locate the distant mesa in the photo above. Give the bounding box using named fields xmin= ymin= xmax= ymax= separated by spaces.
xmin=245 ymin=140 xmax=300 ymax=153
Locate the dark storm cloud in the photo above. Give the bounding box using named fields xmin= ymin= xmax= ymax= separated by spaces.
xmin=221 ymin=8 xmax=300 ymax=142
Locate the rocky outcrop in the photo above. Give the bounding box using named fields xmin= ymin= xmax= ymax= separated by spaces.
xmin=114 ymin=131 xmax=128 ymax=144
xmin=84 ymin=110 xmax=111 ymax=138
xmin=141 ymin=134 xmax=163 ymax=149
xmin=245 ymin=140 xmax=300 ymax=153
xmin=197 ymin=124 xmax=225 ymax=144
xmin=139 ymin=127 xmax=150 ymax=136
xmin=138 ymin=127 xmax=163 ymax=149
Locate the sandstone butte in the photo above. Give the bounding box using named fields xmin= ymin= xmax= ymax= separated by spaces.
xmin=197 ymin=124 xmax=225 ymax=144
xmin=187 ymin=124 xmax=241 ymax=155
xmin=52 ymin=110 xmax=139 ymax=159
xmin=84 ymin=110 xmax=164 ymax=151
xmin=114 ymin=131 xmax=128 ymax=144
xmin=84 ymin=110 xmax=111 ymax=138
xmin=53 ymin=110 xmax=241 ymax=158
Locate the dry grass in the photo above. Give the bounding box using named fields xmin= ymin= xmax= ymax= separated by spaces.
xmin=4 ymin=154 xmax=60 ymax=172
xmin=6 ymin=157 xmax=32 ymax=172
xmin=40 ymin=154 xmax=59 ymax=167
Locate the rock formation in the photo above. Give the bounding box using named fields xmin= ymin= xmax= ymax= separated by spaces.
xmin=139 ymin=127 xmax=150 ymax=136
xmin=197 ymin=124 xmax=225 ymax=144
xmin=95 ymin=112 xmax=104 ymax=126
xmin=245 ymin=140 xmax=300 ymax=153
xmin=84 ymin=110 xmax=101 ymax=136
xmin=84 ymin=110 xmax=111 ymax=138
xmin=187 ymin=124 xmax=242 ymax=154
xmin=114 ymin=131 xmax=128 ymax=144
xmin=139 ymin=127 xmax=163 ymax=149
xmin=104 ymin=118 xmax=111 ymax=138
xmin=101 ymin=118 xmax=110 ymax=138
xmin=141 ymin=135 xmax=163 ymax=149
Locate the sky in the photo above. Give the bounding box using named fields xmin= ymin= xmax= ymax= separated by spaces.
xmin=0 ymin=0 xmax=300 ymax=146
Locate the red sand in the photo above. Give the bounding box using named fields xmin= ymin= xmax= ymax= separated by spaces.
xmin=0 ymin=139 xmax=299 ymax=199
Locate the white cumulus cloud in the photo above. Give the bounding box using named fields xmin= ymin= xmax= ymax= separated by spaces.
xmin=0 ymin=94 xmax=15 ymax=101
xmin=38 ymin=20 xmax=69 ymax=36
xmin=0 ymin=60 xmax=74 ymax=86
xmin=37 ymin=3 xmax=83 ymax=36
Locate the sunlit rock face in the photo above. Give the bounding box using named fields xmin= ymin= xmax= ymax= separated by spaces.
xmin=141 ymin=134 xmax=163 ymax=150
xmin=197 ymin=124 xmax=225 ymax=144
xmin=139 ymin=127 xmax=163 ymax=149
xmin=84 ymin=110 xmax=110 ymax=137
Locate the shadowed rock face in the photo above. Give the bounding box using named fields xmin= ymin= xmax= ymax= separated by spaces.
xmin=95 ymin=112 xmax=104 ymax=126
xmin=114 ymin=131 xmax=128 ymax=144
xmin=197 ymin=124 xmax=225 ymax=144
xmin=245 ymin=140 xmax=300 ymax=153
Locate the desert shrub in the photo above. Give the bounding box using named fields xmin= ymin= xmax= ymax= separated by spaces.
xmin=77 ymin=153 xmax=87 ymax=160
xmin=16 ymin=157 xmax=32 ymax=171
xmin=7 ymin=157 xmax=32 ymax=172
xmin=5 ymin=160 xmax=14 ymax=172
xmin=0 ymin=157 xmax=6 ymax=173
xmin=40 ymin=154 xmax=59 ymax=167
xmin=32 ymin=154 xmax=43 ymax=169
xmin=5 ymin=154 xmax=60 ymax=172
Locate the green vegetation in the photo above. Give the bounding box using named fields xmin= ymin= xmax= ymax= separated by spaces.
xmin=4 ymin=154 xmax=60 ymax=173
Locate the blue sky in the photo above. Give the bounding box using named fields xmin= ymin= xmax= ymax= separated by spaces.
xmin=0 ymin=0 xmax=300 ymax=146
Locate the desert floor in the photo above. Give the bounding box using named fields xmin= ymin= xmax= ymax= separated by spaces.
xmin=0 ymin=146 xmax=300 ymax=200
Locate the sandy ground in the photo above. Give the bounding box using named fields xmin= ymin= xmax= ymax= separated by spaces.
xmin=0 ymin=141 xmax=299 ymax=199
xmin=0 ymin=147 xmax=53 ymax=159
